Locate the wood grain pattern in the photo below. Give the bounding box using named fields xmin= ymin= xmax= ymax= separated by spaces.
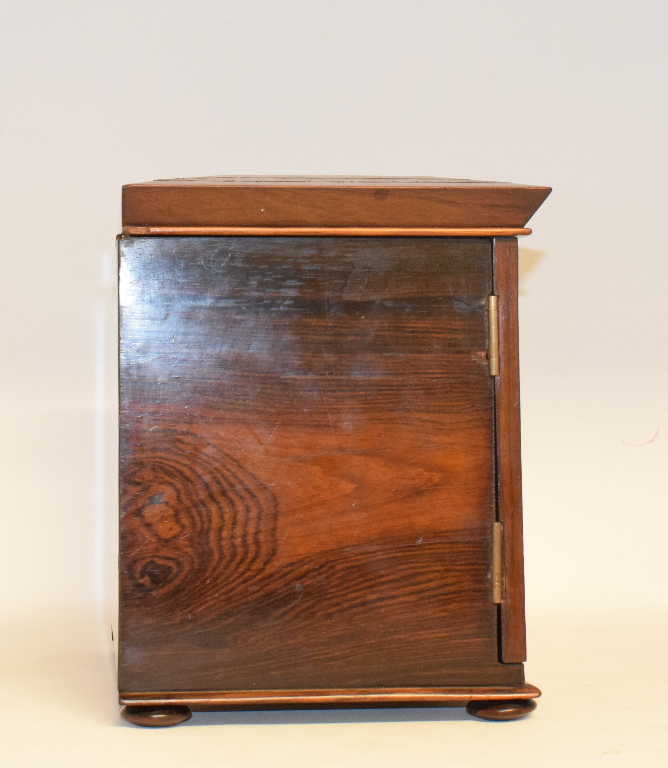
xmin=492 ymin=237 xmax=526 ymax=663
xmin=120 ymin=429 xmax=278 ymax=606
xmin=122 ymin=226 xmax=532 ymax=237
xmin=119 ymin=236 xmax=523 ymax=693
xmin=122 ymin=176 xmax=551 ymax=229
xmin=120 ymin=683 xmax=541 ymax=709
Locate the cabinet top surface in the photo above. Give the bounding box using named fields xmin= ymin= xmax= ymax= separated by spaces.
xmin=127 ymin=175 xmax=547 ymax=188
xmin=122 ymin=175 xmax=551 ymax=230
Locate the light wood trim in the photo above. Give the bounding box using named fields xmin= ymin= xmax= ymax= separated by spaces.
xmin=493 ymin=237 xmax=527 ymax=663
xmin=120 ymin=684 xmax=541 ymax=709
xmin=122 ymin=226 xmax=532 ymax=238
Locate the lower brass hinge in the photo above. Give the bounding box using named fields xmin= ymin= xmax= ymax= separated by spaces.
xmin=488 ymin=295 xmax=499 ymax=376
xmin=492 ymin=522 xmax=504 ymax=603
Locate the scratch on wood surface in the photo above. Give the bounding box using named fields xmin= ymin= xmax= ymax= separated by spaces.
xmin=246 ymin=422 xmax=280 ymax=449
xmin=622 ymin=427 xmax=659 ymax=447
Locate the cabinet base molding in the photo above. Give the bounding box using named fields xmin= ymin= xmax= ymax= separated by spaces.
xmin=120 ymin=684 xmax=540 ymax=721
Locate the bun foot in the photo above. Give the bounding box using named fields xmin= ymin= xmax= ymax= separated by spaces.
xmin=121 ymin=704 xmax=192 ymax=727
xmin=466 ymin=698 xmax=537 ymax=721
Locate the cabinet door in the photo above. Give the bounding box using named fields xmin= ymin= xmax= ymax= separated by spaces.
xmin=118 ymin=236 xmax=522 ymax=692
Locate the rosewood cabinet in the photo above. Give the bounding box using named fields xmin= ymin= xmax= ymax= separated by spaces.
xmin=117 ymin=177 xmax=550 ymax=726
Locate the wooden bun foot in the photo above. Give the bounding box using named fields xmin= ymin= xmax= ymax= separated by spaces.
xmin=121 ymin=704 xmax=192 ymax=727
xmin=466 ymin=698 xmax=537 ymax=721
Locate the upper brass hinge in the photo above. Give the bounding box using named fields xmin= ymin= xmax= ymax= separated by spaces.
xmin=491 ymin=521 xmax=504 ymax=603
xmin=487 ymin=295 xmax=499 ymax=376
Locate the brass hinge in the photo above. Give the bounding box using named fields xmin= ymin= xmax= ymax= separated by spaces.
xmin=491 ymin=522 xmax=504 ymax=603
xmin=487 ymin=295 xmax=499 ymax=376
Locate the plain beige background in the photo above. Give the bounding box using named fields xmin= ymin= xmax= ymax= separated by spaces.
xmin=1 ymin=0 xmax=667 ymax=764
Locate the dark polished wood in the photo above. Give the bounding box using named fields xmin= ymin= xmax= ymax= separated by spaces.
xmin=122 ymin=176 xmax=551 ymax=229
xmin=121 ymin=705 xmax=192 ymax=727
xmin=466 ymin=698 xmax=537 ymax=721
xmin=119 ymin=236 xmax=523 ymax=693
xmin=118 ymin=177 xmax=549 ymax=722
xmin=492 ymin=238 xmax=526 ymax=663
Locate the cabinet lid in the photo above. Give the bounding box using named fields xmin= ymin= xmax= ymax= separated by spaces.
xmin=122 ymin=175 xmax=551 ymax=231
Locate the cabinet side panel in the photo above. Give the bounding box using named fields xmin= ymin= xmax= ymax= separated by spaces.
xmin=119 ymin=236 xmax=523 ymax=691
xmin=493 ymin=237 xmax=526 ymax=663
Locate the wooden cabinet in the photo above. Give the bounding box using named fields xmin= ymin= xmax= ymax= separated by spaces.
xmin=117 ymin=177 xmax=550 ymax=726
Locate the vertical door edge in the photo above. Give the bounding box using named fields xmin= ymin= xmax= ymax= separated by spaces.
xmin=492 ymin=237 xmax=527 ymax=663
